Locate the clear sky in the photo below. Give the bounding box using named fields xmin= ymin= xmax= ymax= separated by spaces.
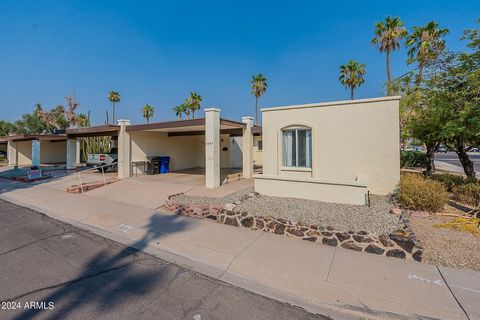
xmin=0 ymin=0 xmax=478 ymax=125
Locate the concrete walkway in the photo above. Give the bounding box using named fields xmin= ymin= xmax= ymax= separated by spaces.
xmin=0 ymin=177 xmax=479 ymax=320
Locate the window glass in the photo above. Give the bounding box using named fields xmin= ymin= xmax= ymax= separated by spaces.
xmin=282 ymin=128 xmax=311 ymax=168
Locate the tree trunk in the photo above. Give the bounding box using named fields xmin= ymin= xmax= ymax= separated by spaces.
xmin=416 ymin=63 xmax=424 ymax=88
xmin=425 ymin=143 xmax=438 ymax=176
xmin=386 ymin=50 xmax=391 ymax=95
xmin=112 ymin=103 xmax=115 ymax=124
xmin=192 ymin=109 xmax=195 ymax=119
xmin=455 ymin=142 xmax=476 ymax=179
xmin=350 ymin=87 xmax=354 ymax=100
xmin=255 ymin=96 xmax=259 ymax=125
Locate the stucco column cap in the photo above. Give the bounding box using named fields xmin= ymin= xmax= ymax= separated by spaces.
xmin=117 ymin=119 xmax=131 ymax=125
xmin=204 ymin=108 xmax=221 ymax=113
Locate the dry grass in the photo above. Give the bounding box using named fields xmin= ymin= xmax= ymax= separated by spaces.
xmin=434 ymin=217 xmax=480 ymax=237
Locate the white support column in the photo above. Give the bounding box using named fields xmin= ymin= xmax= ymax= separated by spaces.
xmin=32 ymin=140 xmax=41 ymax=167
xmin=205 ymin=108 xmax=220 ymax=188
xmin=75 ymin=139 xmax=81 ymax=164
xmin=66 ymin=138 xmax=76 ymax=169
xmin=117 ymin=119 xmax=132 ymax=179
xmin=242 ymin=116 xmax=254 ymax=178
xmin=7 ymin=140 xmax=18 ymax=166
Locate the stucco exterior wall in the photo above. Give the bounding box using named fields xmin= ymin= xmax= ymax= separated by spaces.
xmin=253 ymin=136 xmax=263 ymax=167
xmin=40 ymin=140 xmax=66 ymax=164
xmin=255 ymin=97 xmax=400 ymax=203
xmin=16 ymin=141 xmax=32 ymax=166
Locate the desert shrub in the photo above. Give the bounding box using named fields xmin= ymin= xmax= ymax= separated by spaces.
xmin=430 ymin=173 xmax=467 ymax=191
xmin=397 ymin=173 xmax=448 ymax=212
xmin=452 ymin=183 xmax=480 ymax=207
xmin=400 ymin=151 xmax=427 ymax=168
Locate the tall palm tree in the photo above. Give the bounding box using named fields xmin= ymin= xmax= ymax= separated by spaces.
xmin=371 ymin=16 xmax=407 ymax=95
xmin=250 ymin=74 xmax=267 ymax=125
xmin=186 ymin=92 xmax=202 ymax=118
xmin=108 ymin=91 xmax=120 ymax=124
xmin=173 ymin=105 xmax=184 ymax=119
xmin=406 ymin=21 xmax=449 ymax=86
xmin=142 ymin=104 xmax=154 ymax=123
xmin=339 ymin=60 xmax=366 ymax=100
xmin=182 ymin=103 xmax=191 ymax=119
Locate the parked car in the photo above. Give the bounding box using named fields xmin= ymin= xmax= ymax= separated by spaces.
xmin=469 ymin=147 xmax=479 ymax=152
xmin=87 ymin=147 xmax=118 ymax=172
xmin=436 ymin=146 xmax=448 ymax=153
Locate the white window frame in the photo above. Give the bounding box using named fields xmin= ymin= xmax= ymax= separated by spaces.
xmin=282 ymin=127 xmax=312 ymax=168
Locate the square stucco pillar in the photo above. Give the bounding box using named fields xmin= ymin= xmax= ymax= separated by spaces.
xmin=7 ymin=140 xmax=18 ymax=166
xmin=242 ymin=116 xmax=254 ymax=178
xmin=75 ymin=139 xmax=81 ymax=164
xmin=66 ymin=138 xmax=76 ymax=169
xmin=117 ymin=119 xmax=132 ymax=179
xmin=32 ymin=140 xmax=41 ymax=167
xmin=205 ymin=108 xmax=220 ymax=188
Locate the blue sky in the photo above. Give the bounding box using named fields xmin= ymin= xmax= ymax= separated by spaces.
xmin=0 ymin=0 xmax=478 ymax=125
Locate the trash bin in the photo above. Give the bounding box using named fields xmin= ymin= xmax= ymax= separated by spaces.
xmin=159 ymin=156 xmax=170 ymax=174
xmin=147 ymin=156 xmax=160 ymax=174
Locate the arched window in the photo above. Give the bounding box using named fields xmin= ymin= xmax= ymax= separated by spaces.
xmin=282 ymin=126 xmax=312 ymax=168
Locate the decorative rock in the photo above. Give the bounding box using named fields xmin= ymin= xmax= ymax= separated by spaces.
xmin=365 ymin=244 xmax=385 ymax=255
xmin=206 ymin=214 xmax=217 ymax=221
xmin=340 ymin=241 xmax=363 ymax=252
xmin=274 ymin=223 xmax=286 ymax=235
xmin=412 ymin=250 xmax=423 ymax=262
xmin=223 ymin=203 xmax=236 ymax=211
xmin=303 ymin=237 xmax=317 ymax=242
xmin=391 ymin=207 xmax=402 ymax=215
xmin=347 ymin=230 xmax=355 ymax=234
xmin=386 ymin=249 xmax=406 ymax=259
xmin=226 ymin=210 xmax=236 ymax=216
xmin=326 ymin=226 xmax=334 ymax=231
xmin=240 ymin=216 xmax=254 ymax=228
xmin=224 ymin=217 xmax=239 ymax=227
xmin=286 ymin=228 xmax=304 ymax=237
xmin=389 ymin=231 xmax=415 ymax=253
xmin=379 ymin=234 xmax=394 ymax=247
xmin=352 ymin=235 xmax=374 ymax=243
xmin=321 ymin=231 xmax=333 ymax=237
xmin=310 ymin=225 xmax=318 ymax=230
xmin=234 ymin=200 xmax=242 ymax=205
xmin=266 ymin=221 xmax=276 ymax=230
xmin=306 ymin=230 xmax=320 ymax=237
xmin=357 ymin=231 xmax=368 ymax=235
xmin=256 ymin=219 xmax=265 ymax=229
xmin=335 ymin=232 xmax=350 ymax=242
xmin=322 ymin=237 xmax=338 ymax=246
xmin=277 ymin=218 xmax=287 ymax=224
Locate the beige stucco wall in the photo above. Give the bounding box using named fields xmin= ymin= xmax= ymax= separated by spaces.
xmin=16 ymin=141 xmax=32 ymax=166
xmin=255 ymin=96 xmax=400 ymax=203
xmin=40 ymin=140 xmax=66 ymax=164
xmin=253 ymin=136 xmax=263 ymax=167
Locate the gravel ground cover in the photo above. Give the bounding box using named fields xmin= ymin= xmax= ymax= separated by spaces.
xmin=411 ymin=215 xmax=480 ymax=271
xmin=235 ymin=194 xmax=399 ymax=235
xmin=171 ymin=188 xmax=253 ymax=205
xmin=173 ymin=189 xmax=400 ymax=235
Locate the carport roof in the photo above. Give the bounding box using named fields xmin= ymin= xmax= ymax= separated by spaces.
xmin=0 ymin=134 xmax=67 ymax=142
xmin=66 ymin=124 xmax=120 ymax=138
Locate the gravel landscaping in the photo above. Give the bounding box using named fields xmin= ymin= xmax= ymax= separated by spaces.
xmin=411 ymin=215 xmax=480 ymax=271
xmin=173 ymin=189 xmax=400 ymax=235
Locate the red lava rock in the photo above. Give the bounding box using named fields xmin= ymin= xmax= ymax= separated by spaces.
xmin=391 ymin=207 xmax=402 ymax=215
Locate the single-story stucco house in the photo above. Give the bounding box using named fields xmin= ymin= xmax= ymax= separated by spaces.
xmin=3 ymin=134 xmax=67 ymax=166
xmin=254 ymin=96 xmax=401 ymax=205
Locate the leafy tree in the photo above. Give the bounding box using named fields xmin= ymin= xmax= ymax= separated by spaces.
xmin=108 ymin=91 xmax=120 ymax=124
xmin=339 ymin=60 xmax=366 ymax=99
xmin=173 ymin=105 xmax=184 ymax=119
xmin=371 ymin=16 xmax=407 ymax=95
xmin=15 ymin=104 xmax=49 ymax=134
xmin=0 ymin=120 xmax=15 ymax=136
xmin=142 ymin=104 xmax=154 ymax=123
xmin=251 ymin=74 xmax=268 ymax=125
xmin=186 ymin=92 xmax=202 ymax=118
xmin=406 ymin=21 xmax=449 ymax=86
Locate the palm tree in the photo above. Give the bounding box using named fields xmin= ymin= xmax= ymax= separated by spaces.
xmin=182 ymin=103 xmax=191 ymax=119
xmin=108 ymin=91 xmax=120 ymax=124
xmin=406 ymin=21 xmax=449 ymax=86
xmin=173 ymin=105 xmax=184 ymax=119
xmin=371 ymin=16 xmax=407 ymax=95
xmin=186 ymin=92 xmax=202 ymax=118
xmin=339 ymin=60 xmax=366 ymax=100
xmin=250 ymin=74 xmax=268 ymax=125
xmin=142 ymin=104 xmax=154 ymax=123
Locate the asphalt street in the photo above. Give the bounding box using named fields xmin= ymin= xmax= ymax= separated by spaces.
xmin=435 ymin=152 xmax=480 ymax=168
xmin=0 ymin=199 xmax=328 ymax=320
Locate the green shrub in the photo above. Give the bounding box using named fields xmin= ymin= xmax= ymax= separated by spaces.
xmin=452 ymin=183 xmax=480 ymax=207
xmin=400 ymin=151 xmax=428 ymax=168
xmin=397 ymin=174 xmax=448 ymax=212
xmin=429 ymin=173 xmax=467 ymax=191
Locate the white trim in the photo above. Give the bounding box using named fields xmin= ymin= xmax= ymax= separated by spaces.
xmin=205 ymin=108 xmax=221 ymax=112
xmin=280 ymin=166 xmax=312 ymax=172
xmin=262 ymin=96 xmax=401 ymax=112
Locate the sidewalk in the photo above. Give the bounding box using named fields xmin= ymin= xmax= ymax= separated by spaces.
xmin=0 ymin=177 xmax=478 ymax=320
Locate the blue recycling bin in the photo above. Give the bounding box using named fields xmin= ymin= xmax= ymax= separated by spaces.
xmin=159 ymin=156 xmax=170 ymax=174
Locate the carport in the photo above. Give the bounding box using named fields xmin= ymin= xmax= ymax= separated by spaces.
xmin=4 ymin=134 xmax=67 ymax=167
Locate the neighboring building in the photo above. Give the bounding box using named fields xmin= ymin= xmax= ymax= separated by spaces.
xmin=3 ymin=134 xmax=68 ymax=166
xmin=254 ymin=96 xmax=401 ymax=205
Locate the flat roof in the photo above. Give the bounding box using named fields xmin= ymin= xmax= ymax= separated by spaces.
xmin=262 ymin=96 xmax=402 ymax=112
xmin=0 ymin=134 xmax=67 ymax=142
xmin=66 ymin=124 xmax=120 ymax=138
xmin=126 ymin=117 xmax=246 ymax=133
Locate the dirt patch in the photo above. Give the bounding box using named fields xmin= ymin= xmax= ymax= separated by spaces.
xmin=411 ymin=215 xmax=480 ymax=271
